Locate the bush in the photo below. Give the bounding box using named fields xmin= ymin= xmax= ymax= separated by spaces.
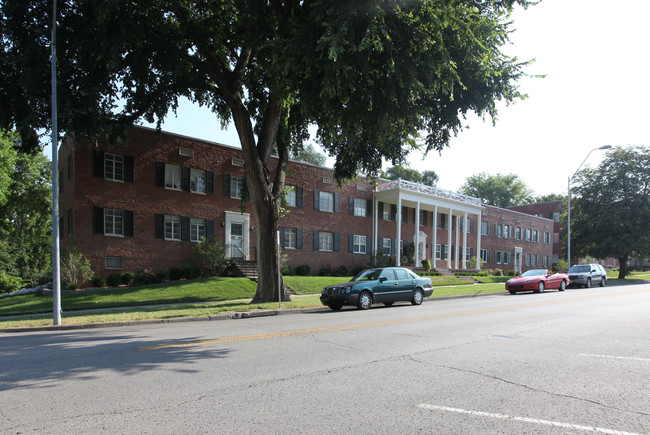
xmin=121 ymin=272 xmax=134 ymax=285
xmin=106 ymin=272 xmax=122 ymax=287
xmin=0 ymin=271 xmax=23 ymax=294
xmin=334 ymin=266 xmax=348 ymax=277
xmin=91 ymin=275 xmax=105 ymax=287
xmin=193 ymin=237 xmax=231 ymax=277
xmin=281 ymin=265 xmax=291 ymax=275
xmin=493 ymin=268 xmax=503 ymax=276
xmin=155 ymin=270 xmax=169 ymax=283
xmin=318 ymin=266 xmax=332 ymax=276
xmin=508 ymin=270 xmax=516 ymax=276
xmin=169 ymin=267 xmax=182 ymax=281
xmin=64 ymin=282 xmax=78 ymax=290
xmin=295 ymin=265 xmax=311 ymax=276
xmin=421 ymin=258 xmax=432 ymax=272
xmin=60 ymin=246 xmax=94 ymax=289
xmin=181 ymin=267 xmax=200 ymax=280
xmin=134 ymin=268 xmax=156 ymax=286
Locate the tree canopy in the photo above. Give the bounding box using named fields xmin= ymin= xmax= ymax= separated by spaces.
xmin=289 ymin=143 xmax=327 ymax=167
xmin=383 ymin=165 xmax=438 ymax=187
xmin=460 ymin=172 xmax=534 ymax=208
xmin=570 ymin=146 xmax=650 ymax=278
xmin=1 ymin=0 xmax=533 ymax=301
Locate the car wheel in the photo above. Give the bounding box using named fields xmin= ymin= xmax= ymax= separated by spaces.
xmin=585 ymin=278 xmax=592 ymax=288
xmin=411 ymin=289 xmax=424 ymax=305
xmin=535 ymin=281 xmax=545 ymax=293
xmin=383 ymin=302 xmax=394 ymax=307
xmin=508 ymin=290 xmax=517 ymax=295
xmin=328 ymin=304 xmax=342 ymax=311
xmin=559 ymin=280 xmax=566 ymax=291
xmin=357 ymin=291 xmax=372 ymax=310
xmin=600 ymin=277 xmax=606 ymax=287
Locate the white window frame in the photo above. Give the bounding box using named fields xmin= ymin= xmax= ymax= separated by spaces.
xmin=165 ymin=164 xmax=182 ymax=190
xmin=285 ymin=186 xmax=297 ymax=207
xmin=319 ymin=231 xmax=334 ymax=252
xmin=104 ymin=153 xmax=124 ymax=181
xmin=104 ymin=208 xmax=124 ymax=236
xmin=230 ymin=175 xmax=244 ymax=199
xmin=285 ymin=228 xmax=297 ymax=249
xmin=319 ymin=191 xmax=334 ymax=212
xmin=165 ymin=215 xmax=181 ymax=240
xmin=353 ymin=235 xmax=366 ymax=254
xmin=354 ymin=198 xmax=368 ymax=217
xmin=480 ymin=249 xmax=490 ymax=264
xmin=190 ymin=218 xmax=206 ymax=242
xmin=382 ymin=238 xmax=391 ymax=255
xmin=481 ymin=221 xmax=489 ymax=236
xmin=190 ymin=168 xmax=207 ymax=194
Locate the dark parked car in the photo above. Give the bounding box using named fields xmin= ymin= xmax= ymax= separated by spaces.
xmin=320 ymin=267 xmax=433 ymax=310
xmin=568 ymin=263 xmax=607 ymax=288
xmin=505 ymin=269 xmax=570 ymax=294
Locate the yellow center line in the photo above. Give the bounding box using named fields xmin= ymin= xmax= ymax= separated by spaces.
xmin=138 ymin=289 xmax=647 ymax=351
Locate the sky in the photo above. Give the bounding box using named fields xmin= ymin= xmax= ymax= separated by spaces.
xmin=47 ymin=0 xmax=650 ymax=197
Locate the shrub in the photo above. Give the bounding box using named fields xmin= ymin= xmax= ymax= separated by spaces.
xmin=64 ymin=282 xmax=78 ymax=290
xmin=134 ymin=268 xmax=156 ymax=285
xmin=169 ymin=267 xmax=182 ymax=281
xmin=154 ymin=270 xmax=169 ymax=283
xmin=181 ymin=267 xmax=200 ymax=280
xmin=468 ymin=256 xmax=478 ymax=270
xmin=493 ymin=268 xmax=503 ymax=276
xmin=318 ymin=266 xmax=332 ymax=276
xmin=295 ymin=265 xmax=311 ymax=276
xmin=121 ymin=272 xmax=134 ymax=286
xmin=281 ymin=265 xmax=291 ymax=275
xmin=508 ymin=270 xmax=516 ymax=276
xmin=193 ymin=237 xmax=231 ymax=277
xmin=421 ymin=258 xmax=431 ymax=272
xmin=0 ymin=271 xmax=23 ymax=294
xmin=60 ymin=246 xmax=94 ymax=289
xmin=91 ymin=275 xmax=105 ymax=287
xmin=334 ymin=265 xmax=347 ymax=277
xmin=106 ymin=272 xmax=122 ymax=287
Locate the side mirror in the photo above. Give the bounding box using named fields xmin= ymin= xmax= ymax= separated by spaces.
xmin=379 ymin=276 xmax=387 ymax=283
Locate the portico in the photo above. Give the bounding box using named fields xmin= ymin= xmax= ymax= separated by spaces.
xmin=373 ymin=179 xmax=484 ymax=270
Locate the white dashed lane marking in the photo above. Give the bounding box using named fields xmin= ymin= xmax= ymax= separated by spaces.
xmin=579 ymin=354 xmax=650 ymax=362
xmin=418 ymin=404 xmax=644 ymax=435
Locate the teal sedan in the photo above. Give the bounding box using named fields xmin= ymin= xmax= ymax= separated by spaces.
xmin=320 ymin=267 xmax=434 ymax=310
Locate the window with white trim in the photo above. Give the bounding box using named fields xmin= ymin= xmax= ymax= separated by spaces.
xmin=354 ymin=198 xmax=368 ymax=217
xmin=190 ymin=218 xmax=206 ymax=242
xmin=481 ymin=221 xmax=489 ymax=235
xmin=480 ymin=249 xmax=490 ymax=264
xmin=104 ymin=209 xmax=124 ymax=236
xmin=165 ymin=164 xmax=182 ymax=190
xmin=165 ymin=215 xmax=181 ymax=240
xmin=285 ymin=228 xmax=297 ymax=249
xmin=104 ymin=153 xmax=124 ymax=181
xmin=382 ymin=238 xmax=391 ymax=255
xmin=230 ymin=175 xmax=244 ymax=199
xmin=319 ymin=231 xmax=333 ymax=252
xmin=285 ymin=186 xmax=296 ymax=207
xmin=319 ymin=191 xmax=334 ymax=212
xmin=515 ymin=226 xmax=523 ymax=240
xmin=353 ymin=235 xmax=366 ymax=254
xmin=190 ymin=168 xmax=207 ymax=194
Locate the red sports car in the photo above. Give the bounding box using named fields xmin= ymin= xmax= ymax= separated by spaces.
xmin=505 ymin=269 xmax=570 ymax=294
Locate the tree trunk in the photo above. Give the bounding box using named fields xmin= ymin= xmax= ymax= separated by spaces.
xmin=617 ymin=255 xmax=629 ymax=279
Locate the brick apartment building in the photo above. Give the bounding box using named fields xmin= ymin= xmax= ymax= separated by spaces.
xmin=58 ymin=126 xmax=553 ymax=277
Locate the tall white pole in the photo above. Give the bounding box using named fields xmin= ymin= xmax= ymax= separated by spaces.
xmin=567 ymin=176 xmax=571 ymax=269
xmin=51 ymin=0 xmax=61 ymax=325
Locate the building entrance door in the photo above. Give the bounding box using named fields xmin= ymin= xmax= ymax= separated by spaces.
xmin=514 ymin=247 xmax=523 ymax=274
xmin=230 ymin=222 xmax=244 ymax=258
xmin=225 ymin=211 xmax=250 ymax=260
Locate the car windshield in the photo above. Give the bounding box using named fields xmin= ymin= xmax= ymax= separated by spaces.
xmin=568 ymin=265 xmax=590 ymax=273
xmin=521 ymin=269 xmax=548 ymax=277
xmin=351 ymin=269 xmax=382 ymax=282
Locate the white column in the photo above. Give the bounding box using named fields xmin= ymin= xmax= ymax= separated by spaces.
xmin=396 ymin=195 xmax=402 ymax=266
xmin=415 ymin=202 xmax=420 ymax=267
xmin=477 ymin=212 xmax=482 ymax=271
xmin=447 ymin=209 xmax=453 ymax=269
xmin=454 ymin=215 xmax=460 ymax=269
xmin=433 ymin=205 xmax=438 ymax=266
xmin=463 ymin=212 xmax=468 ymax=269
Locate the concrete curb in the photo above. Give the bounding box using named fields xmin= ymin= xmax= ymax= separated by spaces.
xmin=0 ymin=292 xmax=504 ymax=334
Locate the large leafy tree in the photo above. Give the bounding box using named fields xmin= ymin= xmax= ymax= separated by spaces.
xmin=0 ymin=131 xmax=52 ymax=286
xmin=570 ymin=146 xmax=650 ymax=279
xmin=460 ymin=172 xmax=534 ymax=208
xmin=1 ymin=0 xmax=532 ymax=302
xmin=289 ymin=143 xmax=327 ymax=167
xmin=384 ymin=165 xmax=439 ymax=187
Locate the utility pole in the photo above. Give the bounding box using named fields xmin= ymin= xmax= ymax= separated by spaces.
xmin=51 ymin=0 xmax=61 ymax=325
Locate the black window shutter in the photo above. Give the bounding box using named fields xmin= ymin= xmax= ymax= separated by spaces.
xmin=348 ymin=234 xmax=353 ymax=252
xmin=181 ymin=216 xmax=190 ymax=241
xmin=279 ymin=227 xmax=286 ymax=248
xmin=93 ymin=150 xmax=104 ymax=178
xmin=206 ymin=220 xmax=215 ymax=239
xmin=334 ymin=232 xmax=340 ymax=252
xmin=181 ymin=167 xmax=190 ymax=191
xmin=366 ymin=200 xmax=372 ymax=218
xmin=155 ymin=214 xmax=164 ymax=239
xmin=366 ymin=236 xmax=371 ymax=254
xmin=124 ymin=156 xmax=134 ymax=182
xmin=155 ymin=162 xmax=165 ymax=187
xmin=206 ymin=171 xmax=215 ymax=194
xmin=313 ymin=230 xmax=319 ymax=250
xmin=313 ymin=190 xmax=320 ymax=210
xmin=297 ymin=229 xmax=303 ymax=249
xmin=402 ymin=206 xmax=408 ymax=223
xmin=391 ymin=204 xmax=397 ymax=221
xmin=334 ymin=194 xmax=340 ymax=213
xmin=378 ymin=202 xmax=384 ymax=219
xmin=379 ymin=237 xmax=384 ymax=250
xmin=93 ymin=206 xmax=103 ymax=234
xmin=349 ymin=197 xmax=355 ymax=215
xmin=124 ymin=211 xmax=134 ymax=237
xmin=296 ymin=187 xmax=303 ymax=208
xmin=391 ymin=239 xmax=396 ymax=256
xmin=222 ymin=174 xmax=231 ymax=196
xmin=412 ymin=209 xmax=416 ymax=224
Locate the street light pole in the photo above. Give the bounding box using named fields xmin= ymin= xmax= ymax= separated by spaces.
xmin=567 ymin=145 xmax=612 ymax=269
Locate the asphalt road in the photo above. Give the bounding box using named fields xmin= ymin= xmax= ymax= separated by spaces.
xmin=2 ymin=284 xmax=649 ymax=434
